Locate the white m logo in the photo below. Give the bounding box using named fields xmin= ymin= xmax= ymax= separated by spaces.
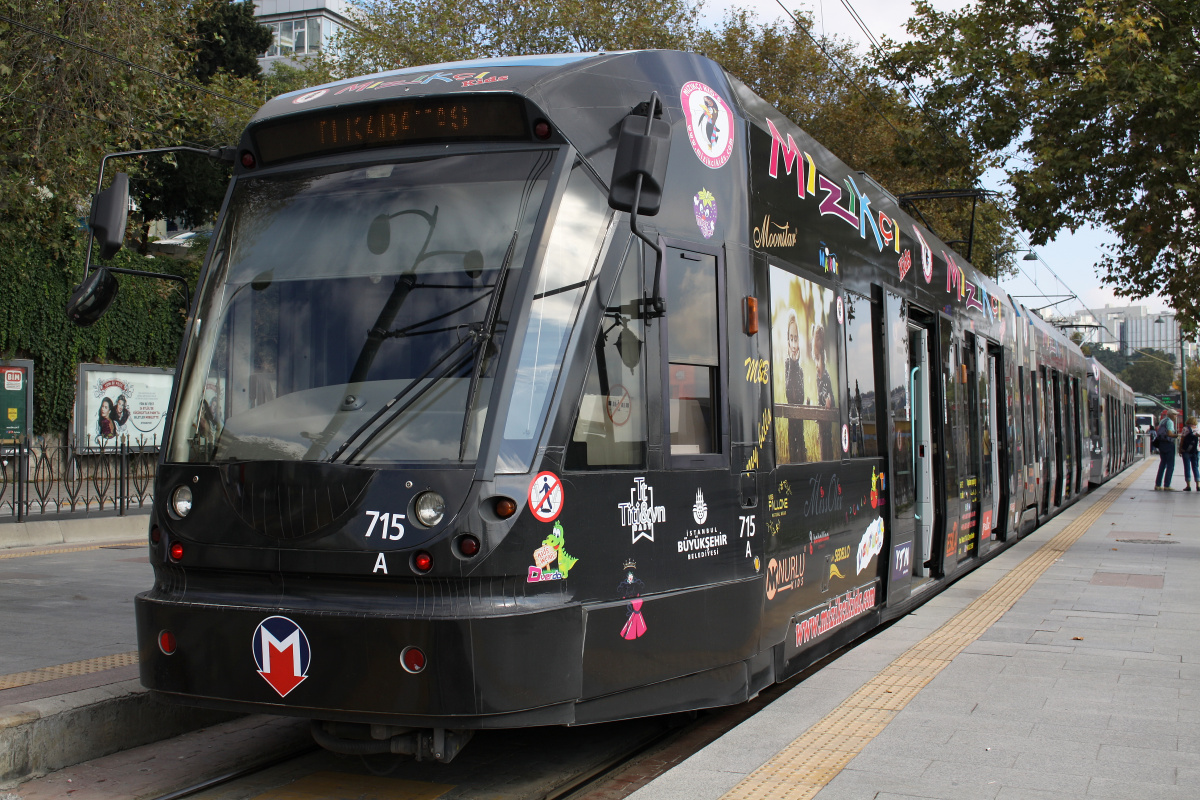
xmin=260 ymin=627 xmax=303 ymax=676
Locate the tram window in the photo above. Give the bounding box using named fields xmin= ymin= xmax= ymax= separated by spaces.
xmin=769 ymin=265 xmax=841 ymax=463
xmin=496 ymin=163 xmax=612 ymax=473
xmin=843 ymin=291 xmax=877 ymax=457
xmin=168 ymin=150 xmax=555 ymax=464
xmin=566 ymin=243 xmax=647 ymax=469
xmin=666 ymin=248 xmax=720 ymax=456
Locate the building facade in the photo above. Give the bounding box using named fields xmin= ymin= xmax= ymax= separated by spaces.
xmin=1066 ymin=304 xmax=1196 ymax=361
xmin=254 ymin=0 xmax=353 ymax=67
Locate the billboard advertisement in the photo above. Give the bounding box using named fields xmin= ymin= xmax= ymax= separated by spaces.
xmin=75 ymin=364 xmax=175 ymax=449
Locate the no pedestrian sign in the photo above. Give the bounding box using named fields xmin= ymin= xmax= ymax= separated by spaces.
xmin=528 ymin=471 xmax=564 ymax=523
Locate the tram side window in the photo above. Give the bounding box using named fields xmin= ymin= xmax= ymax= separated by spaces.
xmin=666 ymin=248 xmax=721 ymax=456
xmin=843 ymin=291 xmax=878 ymax=457
xmin=769 ymin=265 xmax=842 ymax=463
xmin=566 ymin=244 xmax=647 ymax=469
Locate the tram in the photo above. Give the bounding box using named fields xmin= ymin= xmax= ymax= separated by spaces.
xmin=69 ymin=50 xmax=1138 ymax=762
xmin=1088 ymin=358 xmax=1136 ymax=486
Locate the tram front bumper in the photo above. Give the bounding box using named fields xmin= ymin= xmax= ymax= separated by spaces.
xmin=135 ymin=593 xmax=584 ymax=727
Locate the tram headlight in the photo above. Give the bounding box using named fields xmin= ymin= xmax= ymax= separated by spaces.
xmin=414 ymin=491 xmax=445 ymax=527
xmin=171 ymin=485 xmax=193 ymax=518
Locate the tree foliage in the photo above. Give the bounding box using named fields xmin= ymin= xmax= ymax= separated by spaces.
xmin=1122 ymin=348 xmax=1175 ymax=396
xmin=329 ymin=0 xmax=699 ymax=76
xmin=0 ymin=0 xmax=266 ymax=432
xmin=192 ymin=0 xmax=273 ymax=83
xmin=130 ymin=2 xmax=275 ymax=251
xmin=882 ymin=0 xmax=1200 ymax=325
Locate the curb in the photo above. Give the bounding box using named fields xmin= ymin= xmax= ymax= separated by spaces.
xmin=0 ymin=513 xmax=150 ymax=551
xmin=0 ymin=679 xmax=237 ymax=787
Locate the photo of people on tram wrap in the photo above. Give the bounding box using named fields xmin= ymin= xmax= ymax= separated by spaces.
xmin=770 ymin=267 xmax=841 ymax=464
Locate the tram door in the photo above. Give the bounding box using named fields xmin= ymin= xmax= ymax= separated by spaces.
xmin=910 ymin=326 xmax=936 ymax=576
xmin=986 ymin=345 xmax=1008 ymax=540
xmin=1052 ymin=371 xmax=1064 ymax=506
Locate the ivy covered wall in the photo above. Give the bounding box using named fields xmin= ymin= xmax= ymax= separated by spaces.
xmin=0 ymin=232 xmax=193 ymax=435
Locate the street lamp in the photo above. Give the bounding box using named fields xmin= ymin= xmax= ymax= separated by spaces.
xmin=1155 ymin=317 xmax=1188 ymax=424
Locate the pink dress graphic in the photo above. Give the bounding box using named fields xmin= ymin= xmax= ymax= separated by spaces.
xmin=618 ymin=569 xmax=647 ymax=640
xmin=621 ymin=598 xmax=647 ymax=640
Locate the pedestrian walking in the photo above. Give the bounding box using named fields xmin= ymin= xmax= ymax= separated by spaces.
xmin=1155 ymin=409 xmax=1179 ymax=490
xmin=1181 ymin=416 xmax=1199 ymax=491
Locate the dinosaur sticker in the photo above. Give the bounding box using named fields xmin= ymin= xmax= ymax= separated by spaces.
xmin=527 ymin=521 xmax=578 ymax=582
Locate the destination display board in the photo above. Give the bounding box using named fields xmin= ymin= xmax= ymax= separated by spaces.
xmin=253 ymin=95 xmax=529 ymax=165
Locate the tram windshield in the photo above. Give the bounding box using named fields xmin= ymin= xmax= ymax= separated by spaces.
xmin=168 ymin=150 xmax=555 ymax=464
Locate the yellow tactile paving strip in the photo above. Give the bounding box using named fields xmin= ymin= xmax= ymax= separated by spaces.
xmin=722 ymin=460 xmax=1153 ymax=800
xmin=0 ymin=651 xmax=141 ymax=691
xmin=0 ymin=540 xmax=143 ymax=560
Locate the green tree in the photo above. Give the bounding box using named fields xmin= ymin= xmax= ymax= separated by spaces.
xmin=1122 ymin=348 xmax=1175 ymax=396
xmin=129 ymin=1 xmax=274 ymax=251
xmin=882 ymin=0 xmax=1200 ymax=326
xmin=330 ymin=0 xmax=698 ymax=77
xmin=192 ymin=0 xmax=273 ymax=83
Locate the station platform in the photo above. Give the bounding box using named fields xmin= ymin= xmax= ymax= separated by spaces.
xmin=630 ymin=456 xmax=1200 ymax=800
xmin=0 ymin=512 xmax=237 ymax=786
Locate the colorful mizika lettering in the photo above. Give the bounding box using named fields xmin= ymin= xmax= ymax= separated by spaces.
xmin=764 ymin=117 xmax=1002 ymax=324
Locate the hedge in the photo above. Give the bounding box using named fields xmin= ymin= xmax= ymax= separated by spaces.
xmin=0 ymin=231 xmax=194 ymax=435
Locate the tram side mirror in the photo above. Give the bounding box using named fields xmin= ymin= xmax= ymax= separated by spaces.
xmin=89 ymin=173 xmax=130 ymax=260
xmin=608 ymin=112 xmax=671 ymax=216
xmin=66 ymin=267 xmax=120 ymax=327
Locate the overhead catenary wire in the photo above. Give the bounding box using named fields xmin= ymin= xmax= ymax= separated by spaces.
xmin=810 ymin=0 xmax=1111 ymax=335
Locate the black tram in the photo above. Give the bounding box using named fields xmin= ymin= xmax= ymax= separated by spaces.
xmin=69 ymin=50 xmax=1138 ymax=761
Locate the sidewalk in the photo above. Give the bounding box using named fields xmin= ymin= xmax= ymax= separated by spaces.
xmin=0 ymin=512 xmax=234 ymax=787
xmin=631 ymin=458 xmax=1200 ymax=799
xmin=0 ymin=511 xmax=150 ymax=552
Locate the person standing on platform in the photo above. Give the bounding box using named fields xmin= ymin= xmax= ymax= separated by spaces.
xmin=1154 ymin=409 xmax=1179 ymax=490
xmin=1181 ymin=416 xmax=1199 ymax=491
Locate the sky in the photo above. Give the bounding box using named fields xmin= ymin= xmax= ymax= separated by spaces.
xmin=698 ymin=0 xmax=1170 ymax=334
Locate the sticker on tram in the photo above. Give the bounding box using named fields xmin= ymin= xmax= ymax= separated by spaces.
xmin=528 ymin=471 xmax=564 ymax=523
xmin=292 ymin=89 xmax=328 ymax=104
xmin=680 ymin=81 xmax=734 ymax=169
xmin=528 ymin=520 xmax=578 ymax=582
xmin=857 ymin=517 xmax=884 ymax=574
xmin=891 ymin=541 xmax=912 ymax=582
xmin=252 ymin=616 xmax=311 ymax=698
xmin=694 ymin=188 xmax=718 ymax=239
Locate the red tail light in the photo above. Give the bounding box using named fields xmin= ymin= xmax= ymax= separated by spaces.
xmin=413 ymin=551 xmax=433 ymax=573
xmin=158 ymin=630 xmax=176 ymax=655
xmin=400 ymin=646 xmax=426 ymax=673
xmin=169 ymin=541 xmax=184 ymax=561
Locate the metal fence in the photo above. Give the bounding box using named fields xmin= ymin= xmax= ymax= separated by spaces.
xmin=0 ymin=437 xmax=157 ymax=520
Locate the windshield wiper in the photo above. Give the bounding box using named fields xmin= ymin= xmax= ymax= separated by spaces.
xmin=455 ymin=150 xmax=554 ymax=462
xmin=327 ymin=330 xmax=479 ymax=463
xmin=303 ymin=207 xmax=438 ymax=460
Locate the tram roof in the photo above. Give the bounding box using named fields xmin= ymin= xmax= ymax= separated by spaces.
xmin=254 ymin=50 xmax=658 ymax=123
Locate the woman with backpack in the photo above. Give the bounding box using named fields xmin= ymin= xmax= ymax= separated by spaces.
xmin=1181 ymin=416 xmax=1199 ymax=491
xmin=1155 ymin=410 xmax=1179 ymax=490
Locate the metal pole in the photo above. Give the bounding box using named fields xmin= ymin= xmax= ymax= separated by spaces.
xmin=1182 ymin=337 xmax=1189 ymax=425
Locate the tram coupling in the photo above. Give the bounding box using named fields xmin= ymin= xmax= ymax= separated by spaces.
xmin=310 ymin=721 xmax=474 ymax=763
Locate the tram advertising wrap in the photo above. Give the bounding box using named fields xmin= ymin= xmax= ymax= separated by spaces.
xmin=64 ymin=50 xmax=1138 ymax=762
